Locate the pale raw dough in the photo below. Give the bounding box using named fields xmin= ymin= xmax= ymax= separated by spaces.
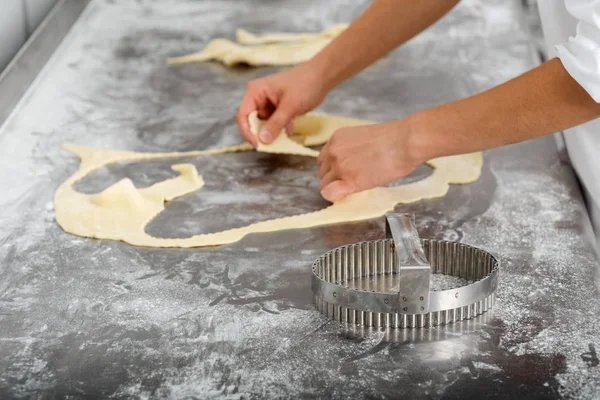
xmin=54 ymin=113 xmax=483 ymax=248
xmin=249 ymin=111 xmax=320 ymax=157
xmin=167 ymin=38 xmax=331 ymax=67
xmin=167 ymin=25 xmax=347 ymax=67
xmin=235 ymin=24 xmax=348 ymax=45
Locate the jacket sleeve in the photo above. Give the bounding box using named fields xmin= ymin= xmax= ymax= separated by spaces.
xmin=556 ymin=0 xmax=600 ymax=102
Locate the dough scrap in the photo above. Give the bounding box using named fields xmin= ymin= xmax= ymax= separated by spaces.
xmin=54 ymin=113 xmax=482 ymax=248
xmin=235 ymin=24 xmax=348 ymax=45
xmin=167 ymin=38 xmax=331 ymax=67
xmin=250 ymin=111 xmax=320 ymax=157
xmin=167 ymin=25 xmax=347 ymax=67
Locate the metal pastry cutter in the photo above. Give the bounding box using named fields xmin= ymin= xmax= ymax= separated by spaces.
xmin=311 ymin=213 xmax=499 ymax=328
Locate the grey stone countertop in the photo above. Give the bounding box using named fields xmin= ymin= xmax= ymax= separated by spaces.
xmin=0 ymin=0 xmax=598 ymax=398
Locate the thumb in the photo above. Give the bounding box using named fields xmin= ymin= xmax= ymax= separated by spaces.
xmin=321 ymin=180 xmax=355 ymax=203
xmin=258 ymin=103 xmax=295 ymax=144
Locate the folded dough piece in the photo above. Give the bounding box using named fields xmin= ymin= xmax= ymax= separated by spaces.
xmin=167 ymin=24 xmax=347 ymax=67
xmin=235 ymin=23 xmax=348 ymax=45
xmin=289 ymin=113 xmax=368 ymax=147
xmin=249 ymin=111 xmax=320 ymax=157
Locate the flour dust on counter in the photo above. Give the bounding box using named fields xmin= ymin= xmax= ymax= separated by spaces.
xmin=446 ymin=142 xmax=600 ymax=398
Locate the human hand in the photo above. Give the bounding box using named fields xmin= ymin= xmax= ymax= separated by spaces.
xmin=317 ymin=119 xmax=426 ymax=202
xmin=235 ymin=63 xmax=328 ymax=147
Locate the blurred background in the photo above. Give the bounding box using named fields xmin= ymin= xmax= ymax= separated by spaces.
xmin=0 ymin=0 xmax=547 ymax=74
xmin=0 ymin=0 xmax=58 ymax=72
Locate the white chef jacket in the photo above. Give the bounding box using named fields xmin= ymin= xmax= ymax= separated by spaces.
xmin=537 ymin=1 xmax=600 ymax=242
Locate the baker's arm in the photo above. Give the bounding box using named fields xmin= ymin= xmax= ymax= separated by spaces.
xmin=236 ymin=0 xmax=460 ymax=146
xmin=317 ymin=58 xmax=600 ymax=202
xmin=318 ymin=0 xmax=600 ymax=201
xmin=414 ymin=58 xmax=600 ymax=158
xmin=310 ymin=0 xmax=461 ymax=93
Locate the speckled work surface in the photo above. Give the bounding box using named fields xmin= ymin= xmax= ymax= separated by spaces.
xmin=1 ymin=0 xmax=599 ymax=398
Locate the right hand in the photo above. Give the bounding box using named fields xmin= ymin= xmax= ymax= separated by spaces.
xmin=235 ymin=63 xmax=328 ymax=147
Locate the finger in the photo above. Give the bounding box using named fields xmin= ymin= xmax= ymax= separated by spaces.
xmin=236 ymin=95 xmax=258 ymax=147
xmin=317 ymin=142 xmax=329 ymax=164
xmin=236 ymin=111 xmax=256 ymax=147
xmin=321 ymin=180 xmax=356 ymax=203
xmin=259 ymin=102 xmax=295 ymax=144
xmin=285 ymin=120 xmax=294 ymax=136
xmin=319 ymin=168 xmax=337 ymax=190
xmin=318 ymin=158 xmax=331 ymax=179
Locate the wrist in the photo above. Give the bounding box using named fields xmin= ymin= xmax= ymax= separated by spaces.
xmin=304 ymin=54 xmax=340 ymax=95
xmin=403 ymin=110 xmax=443 ymax=164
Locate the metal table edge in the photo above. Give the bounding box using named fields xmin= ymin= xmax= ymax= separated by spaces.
xmin=0 ymin=0 xmax=92 ymax=130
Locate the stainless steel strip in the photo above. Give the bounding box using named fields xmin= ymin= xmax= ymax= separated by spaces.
xmin=312 ymin=239 xmax=499 ymax=328
xmin=0 ymin=0 xmax=92 ymax=128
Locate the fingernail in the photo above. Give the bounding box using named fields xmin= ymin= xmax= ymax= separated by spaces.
xmin=259 ymin=128 xmax=272 ymax=143
xmin=321 ymin=187 xmax=337 ymax=202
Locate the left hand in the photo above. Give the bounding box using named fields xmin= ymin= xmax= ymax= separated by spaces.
xmin=317 ymin=120 xmax=424 ymax=202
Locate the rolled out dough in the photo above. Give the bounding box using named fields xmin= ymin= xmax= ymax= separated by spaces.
xmin=167 ymin=25 xmax=348 ymax=67
xmin=54 ymin=112 xmax=482 ymax=248
xmin=235 ymin=24 xmax=348 ymax=45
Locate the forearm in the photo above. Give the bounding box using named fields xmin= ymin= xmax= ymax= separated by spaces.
xmin=409 ymin=58 xmax=600 ymax=161
xmin=308 ymin=0 xmax=460 ymax=92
